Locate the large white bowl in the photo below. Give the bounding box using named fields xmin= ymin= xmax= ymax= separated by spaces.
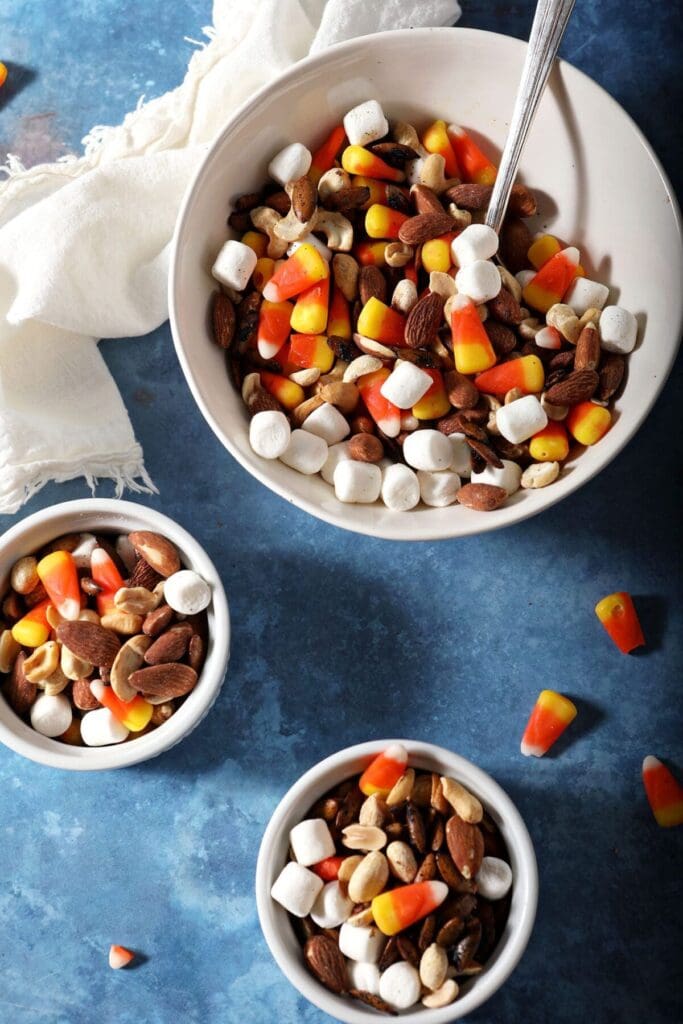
xmin=0 ymin=499 xmax=230 ymax=770
xmin=255 ymin=740 xmax=538 ymax=1023
xmin=170 ymin=27 xmax=683 ymax=541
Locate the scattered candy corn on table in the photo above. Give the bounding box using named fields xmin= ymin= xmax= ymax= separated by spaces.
xmin=1 ymin=2 xmax=682 ymax=1024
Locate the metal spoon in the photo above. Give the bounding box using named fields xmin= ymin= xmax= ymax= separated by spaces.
xmin=485 ymin=0 xmax=576 ymax=234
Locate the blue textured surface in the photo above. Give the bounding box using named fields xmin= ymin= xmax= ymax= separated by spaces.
xmin=1 ymin=3 xmax=682 ymax=1023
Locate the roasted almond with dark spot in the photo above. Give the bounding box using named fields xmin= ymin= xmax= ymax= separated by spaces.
xmin=398 ymin=211 xmax=455 ymax=246
xmin=598 ymin=353 xmax=625 ymax=401
xmin=128 ymin=557 xmax=162 ymax=591
xmin=410 ymin=184 xmax=444 ymax=215
xmin=72 ymin=676 xmax=101 ymax=711
xmin=359 ymin=265 xmax=387 ymax=305
xmin=142 ymin=604 xmax=174 ymax=637
xmin=144 ymin=623 xmax=193 ymax=665
xmin=5 ymin=652 xmax=36 ymax=716
xmin=369 ymin=141 xmax=419 ymax=166
xmin=128 ymin=531 xmax=180 ymax=578
xmin=290 ymin=175 xmax=317 ymax=222
xmin=488 ymin=285 xmax=523 ymax=325
xmin=544 ymin=368 xmax=599 ymax=406
xmin=348 ymin=433 xmax=384 ymax=463
xmin=444 ymin=370 xmax=479 ymax=409
xmin=446 ymin=815 xmax=485 ymax=879
xmin=304 ymin=935 xmax=347 ymax=994
xmin=405 ymin=292 xmax=444 ymax=349
xmin=130 ymin=663 xmax=198 ymax=700
xmin=326 ymin=186 xmax=371 ymax=213
xmin=456 ymin=483 xmax=508 ymax=512
xmin=57 ymin=621 xmax=121 ymax=669
xmin=484 ymin=320 xmax=517 ymax=355
xmin=444 ymin=182 xmax=537 ymax=217
xmin=499 ymin=216 xmax=533 ymax=274
xmin=574 ymin=323 xmax=601 ymax=371
xmin=350 ymin=990 xmax=398 ymax=1016
xmin=211 ymin=291 xmax=236 ymax=350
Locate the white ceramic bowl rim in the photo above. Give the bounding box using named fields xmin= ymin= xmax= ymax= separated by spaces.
xmin=0 ymin=499 xmax=230 ymax=770
xmin=255 ymin=739 xmax=538 ymax=1023
xmin=170 ymin=26 xmax=683 ymax=542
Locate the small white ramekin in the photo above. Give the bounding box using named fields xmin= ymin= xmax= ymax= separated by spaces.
xmin=0 ymin=499 xmax=230 ymax=770
xmin=256 ymin=739 xmax=538 ymax=1023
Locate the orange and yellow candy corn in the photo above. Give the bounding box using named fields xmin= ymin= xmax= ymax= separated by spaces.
xmin=372 ymin=880 xmax=448 ymax=936
xmin=642 ymin=756 xmax=683 ymax=828
xmin=352 ymin=176 xmax=407 ymax=208
xmin=529 ymin=421 xmax=569 ymax=462
xmin=11 ymin=599 xmax=51 ymax=648
xmin=527 ymin=234 xmax=561 ymax=270
xmin=365 ymin=203 xmax=409 ymax=240
xmin=109 ymin=945 xmax=135 ymax=970
xmin=37 ymin=551 xmax=81 ymax=622
xmin=312 ymin=856 xmax=346 ymax=882
xmin=0 ymin=63 xmax=7 ymax=89
xmin=521 ymin=690 xmax=577 ymax=757
xmin=357 ymin=369 xmax=401 ymax=438
xmin=310 ymin=124 xmax=346 ymax=184
xmin=91 ymin=547 xmax=125 ymax=616
xmin=257 ymin=300 xmax=293 ymax=360
xmin=263 ymin=244 xmax=329 ymax=303
xmin=522 ymin=246 xmax=580 ymax=313
xmin=403 ymin=261 xmax=418 ymax=285
xmin=241 ymin=230 xmax=267 ymax=258
xmin=474 ymin=354 xmax=544 ymax=396
xmin=290 ymin=276 xmax=329 ymax=335
xmin=252 ymin=257 xmax=276 ymax=294
xmin=566 ymin=401 xmax=611 ymax=446
xmin=341 ymin=145 xmax=404 ymax=182
xmin=289 ymin=334 xmax=334 ymax=373
xmin=260 ymin=372 xmax=305 ymax=410
xmin=594 ymin=592 xmax=645 ymax=654
xmin=446 ymin=124 xmax=497 ymax=185
xmin=422 ymin=119 xmax=460 ymax=178
xmin=421 ymin=234 xmax=455 ymax=274
xmin=357 ymin=297 xmax=406 ymax=346
xmin=412 ymin=368 xmax=450 ymax=420
xmin=450 ymin=295 xmax=497 ymax=374
xmin=328 ymin=285 xmax=352 ymax=339
xmin=90 ymin=680 xmax=153 ymax=732
xmin=359 ymin=742 xmax=408 ymax=797
xmin=354 ymin=241 xmax=387 ymax=266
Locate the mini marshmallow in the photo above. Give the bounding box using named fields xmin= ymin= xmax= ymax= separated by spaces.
xmin=339 ymin=922 xmax=386 ymax=964
xmin=343 ymin=100 xmax=389 ymax=147
xmin=379 ymin=961 xmax=422 ymax=1010
xmin=381 ymin=463 xmax=420 ymax=511
xmin=475 ymin=856 xmax=513 ymax=901
xmin=380 ymin=361 xmax=432 ymax=409
xmin=70 ymin=533 xmax=98 ymax=570
xmin=288 ymin=234 xmax=332 ymax=262
xmin=599 ymin=305 xmax=638 ymax=354
xmin=535 ymin=325 xmax=563 ymax=350
xmin=163 ymin=570 xmax=211 ymax=615
xmin=212 ymin=239 xmax=258 ymax=292
xmin=400 ymin=413 xmax=419 ymax=432
xmin=310 ymin=881 xmax=354 ymax=929
xmin=471 ymin=459 xmax=522 ymax=496
xmin=280 ymin=430 xmax=328 ymax=475
xmin=496 ymin=395 xmax=548 ymax=444
xmin=403 ymin=429 xmax=453 ymax=472
xmin=30 ymin=693 xmax=72 ymax=738
xmin=321 ymin=441 xmax=352 ymax=484
xmin=455 ymin=259 xmax=502 ymax=304
xmin=249 ymin=410 xmax=291 ymax=459
xmin=302 ymin=403 xmax=350 ymax=446
xmin=270 ymin=861 xmax=323 ymax=918
xmin=447 ymin=432 xmax=472 ymax=476
xmin=564 ymin=276 xmax=609 ymax=316
xmin=80 ymin=707 xmax=129 ymax=746
xmin=347 ymin=961 xmax=381 ymax=996
xmin=334 ymin=461 xmax=382 ymax=504
xmin=418 ymin=470 xmax=461 ymax=507
xmin=268 ymin=142 xmax=312 ymax=187
xmin=516 ymin=269 xmax=536 ymax=288
xmin=451 ymin=224 xmax=499 ymax=267
xmin=289 ymin=818 xmax=335 ymax=866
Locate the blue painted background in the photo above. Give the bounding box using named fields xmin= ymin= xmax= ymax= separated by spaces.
xmin=0 ymin=3 xmax=681 ymax=1022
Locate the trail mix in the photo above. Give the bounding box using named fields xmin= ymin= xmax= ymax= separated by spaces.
xmin=0 ymin=530 xmax=211 ymax=746
xmin=209 ymin=99 xmax=637 ymax=513
xmin=270 ymin=744 xmax=512 ymax=1014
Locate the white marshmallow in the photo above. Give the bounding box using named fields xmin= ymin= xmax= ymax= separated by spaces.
xmin=334 ymin=461 xmax=382 ymax=504
xmin=80 ymin=707 xmax=129 ymax=746
xmin=302 ymin=403 xmax=349 ymax=446
xmin=403 ymin=429 xmax=453 ymax=472
xmin=447 ymin=432 xmax=472 ymax=476
xmin=115 ymin=534 xmax=137 ymax=573
xmin=270 ymin=861 xmax=323 ymax=918
xmin=381 ymin=463 xmax=420 ymax=511
xmin=564 ymin=276 xmax=609 ymax=316
xmin=535 ymin=325 xmax=563 ymax=350
xmin=599 ymin=305 xmax=638 ymax=354
xmin=418 ymin=470 xmax=461 ymax=507
xmin=321 ymin=441 xmax=352 ymax=485
xmin=455 ymin=259 xmax=502 ymax=304
xmin=451 ymin=224 xmax=498 ymax=267
xmin=343 ymin=100 xmax=389 ymax=147
xmin=280 ymin=430 xmax=328 ymax=475
xmin=516 ymin=269 xmax=536 ymax=288
xmin=287 ymin=234 xmax=332 ymax=262
xmin=249 ymin=410 xmax=291 ymax=459
xmin=347 ymin=961 xmax=381 ymax=996
xmin=71 ymin=533 xmax=98 ymax=570
xmin=339 ymin=922 xmax=386 ymax=964
xmin=379 ymin=961 xmax=421 ymax=1010
xmin=289 ymin=818 xmax=335 ymax=866
xmin=267 ymin=142 xmax=312 ymax=187
xmin=475 ymin=856 xmax=513 ymax=901
xmin=380 ymin=362 xmax=432 ymax=409
xmin=471 ymin=459 xmax=522 ymax=496
xmin=400 ymin=412 xmax=419 ymax=432
xmin=163 ymin=570 xmax=211 ymax=615
xmin=496 ymin=395 xmax=547 ymax=444
xmin=212 ymin=239 xmax=258 ymax=292
xmin=310 ymin=881 xmax=354 ymax=929
xmin=30 ymin=693 xmax=72 ymax=738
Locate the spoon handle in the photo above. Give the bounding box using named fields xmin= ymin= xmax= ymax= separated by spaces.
xmin=485 ymin=0 xmax=575 ymax=234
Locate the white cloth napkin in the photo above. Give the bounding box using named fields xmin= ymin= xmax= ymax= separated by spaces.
xmin=0 ymin=0 xmax=461 ymax=514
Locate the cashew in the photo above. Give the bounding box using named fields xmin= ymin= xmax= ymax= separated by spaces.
xmin=249 ymin=207 xmax=288 ymax=258
xmin=392 ymin=121 xmax=428 ymax=157
xmin=505 ymin=387 xmax=524 ymax=405
xmin=541 ymin=391 xmax=569 ymax=420
xmin=343 ymin=355 xmax=383 ymax=383
xmin=498 ymin=263 xmax=522 ymax=303
xmin=384 ymin=241 xmax=413 ymax=268
xmin=422 ymin=980 xmax=459 ymax=1009
xmin=521 ymin=460 xmax=560 ymax=488
xmin=392 ymin=279 xmax=418 ymax=314
xmin=43 ymin=666 xmax=69 ymax=696
xmin=272 ymin=200 xmax=319 ymax=245
xmin=332 ymin=253 xmax=359 ymax=300
xmin=429 ymin=271 xmax=456 ymax=300
xmin=315 ymin=210 xmax=353 ymax=251
xmin=61 ymin=644 xmax=92 ymax=681
xmin=111 ymin=634 xmax=152 ymax=702
xmin=519 ymin=316 xmax=541 ymax=339
xmin=446 ymin=202 xmax=472 ymax=230
xmin=317 ymin=167 xmax=350 ymax=203
xmin=546 ymin=303 xmax=581 ymax=344
xmin=289 ymin=367 xmax=320 ymax=387
xmin=418 ymin=153 xmax=459 ymax=195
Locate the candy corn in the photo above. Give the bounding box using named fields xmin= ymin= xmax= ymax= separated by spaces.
xmin=365 ymin=204 xmax=409 ymax=240
xmin=450 ymin=294 xmax=497 ymax=374
xmin=422 ymin=119 xmax=460 ymax=177
xmin=109 ymin=945 xmax=135 ymax=970
xmin=309 ymin=124 xmax=347 ymax=184
xmin=91 ymin=547 xmax=125 ymax=616
xmin=446 ymin=124 xmax=497 ymax=185
xmin=359 ymin=742 xmax=408 ymax=796
xmin=263 ymin=244 xmax=329 ymax=303
xmin=241 ymin=230 xmax=268 ymax=258
xmin=566 ymin=401 xmax=611 ymax=445
xmin=357 ymin=369 xmax=401 ymax=438
xmin=312 ymin=856 xmax=346 ymax=882
xmin=594 ymin=592 xmax=645 ymax=654
xmin=327 ymin=285 xmax=352 ymax=339
xmin=11 ymin=599 xmax=51 ymax=648
xmin=37 ymin=551 xmax=81 ymax=621
xmin=357 ymin=297 xmax=406 ymax=346
xmin=352 ymin=176 xmax=406 ymax=208
xmin=290 ymin=276 xmax=329 ymax=335
xmin=257 ymin=300 xmax=294 ymax=359
xmin=354 ymin=241 xmax=387 ymax=266
xmin=527 ymin=234 xmax=561 ymax=270
xmin=521 ymin=690 xmax=577 ymax=757
xmin=372 ymin=880 xmax=448 ymax=936
xmin=421 ymin=234 xmax=455 ymax=274
xmin=412 ymin=368 xmax=450 ymax=420
xmin=474 ymin=354 xmax=544 ymax=395
xmin=529 ymin=420 xmax=570 ymax=462
xmin=642 ymin=756 xmax=683 ymax=828
xmin=90 ymin=680 xmax=153 ymax=732
xmin=403 ymin=261 xmax=418 ymax=285
xmin=522 ymin=247 xmax=580 ymax=313
xmin=288 ymin=334 xmax=334 ymax=373
xmin=0 ymin=63 xmax=7 ymax=89
xmin=341 ymin=145 xmax=404 ymax=182
xmin=260 ymin=371 xmax=305 ymax=410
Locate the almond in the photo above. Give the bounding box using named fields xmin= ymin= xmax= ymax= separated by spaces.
xmin=414 ymin=852 xmax=437 ymax=883
xmin=211 ymin=291 xmax=236 ymax=350
xmin=369 ymin=141 xmax=419 ymax=166
xmin=265 ymin=190 xmax=291 ymax=215
xmin=598 ymin=353 xmax=625 ymax=401
xmin=574 ymin=324 xmax=601 ymax=371
xmin=350 ymin=990 xmax=397 ymax=1015
xmin=128 ymin=556 xmax=162 ymax=590
xmin=359 ymin=265 xmax=387 ymax=305
xmin=187 ymin=633 xmax=205 ymax=673
xmin=142 ymin=604 xmax=174 ymax=637
xmin=398 ymin=211 xmax=455 ymax=246
xmin=544 ymin=368 xmax=599 ymax=406
xmin=347 ymin=851 xmax=389 ymax=903
xmin=446 ymin=815 xmax=484 ymax=879
xmin=406 ymin=802 xmax=426 ymax=854
xmin=484 ymin=319 xmax=517 ymax=355
xmin=488 ymin=286 xmax=523 ymax=325
xmin=72 ymin=676 xmax=101 ymax=711
xmin=326 ymin=186 xmax=371 ymax=213
xmin=444 ymin=370 xmax=479 ymax=409
xmin=410 ymin=184 xmax=444 ymax=215
xmin=128 ymin=531 xmax=180 ymax=579
xmin=304 ymin=936 xmax=347 ymax=994
xmin=499 ymin=216 xmax=533 ymax=274
xmin=144 ymin=623 xmax=193 ymax=665
xmin=291 ymin=175 xmax=317 ymax=222
xmin=404 ymin=292 xmax=444 ymax=349
xmin=456 ymin=482 xmax=508 ymax=511
xmin=444 ymin=182 xmax=537 ymax=217
xmin=4 ymin=652 xmax=36 ymax=716
xmin=129 ymin=662 xmax=198 ymax=701
xmin=348 ymin=433 xmax=384 ymax=463
xmin=57 ymin=621 xmax=121 ymax=669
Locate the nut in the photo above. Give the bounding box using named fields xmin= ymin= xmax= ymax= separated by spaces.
xmin=384 ymin=241 xmax=413 ymax=267
xmin=23 ymin=641 xmax=60 ymax=684
xmin=598 ymin=353 xmax=625 ymax=401
xmin=341 ymin=824 xmax=387 ymax=851
xmin=456 ymin=483 xmax=508 ymax=512
xmin=315 ymin=210 xmax=353 ymax=251
xmin=358 ymin=793 xmax=388 ymax=828
xmin=488 ymin=285 xmax=522 ymax=325
xmin=128 ymin=532 xmax=180 ymax=579
xmin=386 ymin=767 xmax=415 ymax=806
xmin=391 ymin=279 xmax=418 ymax=315
xmin=304 ymin=936 xmax=347 ymax=995
xmin=541 ymin=392 xmax=569 ymax=421
xmin=144 ymin=623 xmax=193 ymax=665
xmin=317 ymin=167 xmax=351 ymax=202
xmin=114 ymin=586 xmax=161 ymax=616
xmin=440 ymin=777 xmax=483 ymax=824
xmin=521 ymin=460 xmax=560 ymax=488
xmin=348 ymin=433 xmax=384 ymax=464
xmin=151 ymin=702 xmax=175 ymax=726
xmin=43 ymin=666 xmax=69 ymax=696
xmin=497 ymin=263 xmax=522 ymax=303
xmin=72 ymin=676 xmax=101 ymax=711
xmin=418 ymin=153 xmax=458 ymax=195
xmin=337 ymin=855 xmax=363 ymax=886
xmin=290 ymin=367 xmax=321 ymax=387
xmin=444 ymin=370 xmax=479 ymax=409
xmin=292 ymin=393 xmax=325 ymax=427
xmin=446 ymin=202 xmax=472 ymax=230
xmin=318 ymin=381 xmax=359 ymax=414
xmin=546 ymin=303 xmax=581 ymax=344
xmin=419 ymin=943 xmax=449 ymax=991
xmin=60 ymin=644 xmax=93 ymax=681
xmin=142 ymin=604 xmax=174 ymax=637
xmin=57 ymin=620 xmax=121 ymax=669
xmin=399 ymin=211 xmax=455 ymax=246
xmin=111 ymin=634 xmax=152 ymax=701
xmin=574 ymin=323 xmax=601 ymax=371
xmin=342 ymin=355 xmax=383 ymax=383
xmin=211 ymin=291 xmax=236 ymax=350
xmin=410 ymin=183 xmax=444 ymax=215
xmin=544 ymin=368 xmax=599 ymax=406
xmin=518 ymin=317 xmax=541 ymax=340
xmin=359 ymin=265 xmax=387 ymax=305
xmin=386 ymin=841 xmax=418 ymax=883
xmin=347 ymin=851 xmax=389 ymax=903
xmin=10 ymin=556 xmax=40 ymax=595
xmin=332 ymin=253 xmax=359 ymax=301
xmin=4 ymin=652 xmax=36 ymax=715
xmin=128 ymin=662 xmax=198 ymax=701
xmin=422 ymin=979 xmax=459 ymax=1008
xmin=404 ymin=292 xmax=444 ymax=349
xmin=249 ymin=207 xmax=289 ymax=258
xmin=429 ymin=271 xmax=456 ymax=300
xmin=290 ymin=175 xmax=317 ymax=222
xmin=100 ymin=610 xmax=144 ymax=636
xmin=445 ymin=815 xmax=484 ymax=879
xmin=0 ymin=629 xmax=21 ymax=674
xmin=431 ymin=772 xmax=451 ymax=814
